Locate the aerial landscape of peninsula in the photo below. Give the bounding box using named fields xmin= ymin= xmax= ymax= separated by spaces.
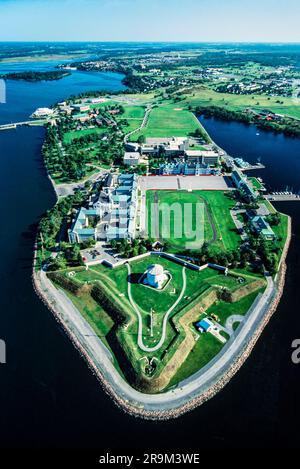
xmin=0 ymin=0 xmax=300 ymax=458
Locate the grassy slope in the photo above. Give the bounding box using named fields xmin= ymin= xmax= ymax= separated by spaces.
xmin=132 ymin=103 xmax=202 ymax=139
xmin=182 ymin=87 xmax=300 ymax=120
xmin=63 ymin=127 xmax=108 ymax=144
xmin=167 ymin=287 xmax=265 ymax=387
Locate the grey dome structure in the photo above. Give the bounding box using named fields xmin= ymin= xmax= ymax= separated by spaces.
xmin=146 ymin=264 xmax=167 ymax=289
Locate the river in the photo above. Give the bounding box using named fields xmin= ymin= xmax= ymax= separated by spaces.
xmin=0 ymin=67 xmax=299 ymax=449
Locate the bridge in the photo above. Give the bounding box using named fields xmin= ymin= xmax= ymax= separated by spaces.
xmin=0 ymin=119 xmax=47 ymax=131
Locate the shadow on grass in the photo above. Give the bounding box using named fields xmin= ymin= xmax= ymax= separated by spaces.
xmin=127 ymin=273 xmax=142 ymax=284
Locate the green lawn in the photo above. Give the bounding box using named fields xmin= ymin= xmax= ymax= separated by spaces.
xmin=63 ymin=127 xmax=108 ymax=144
xmin=53 ymin=254 xmax=263 ymax=390
xmin=167 ymin=286 xmax=266 ymax=389
xmin=167 ymin=333 xmax=224 ymax=389
xmin=146 ymin=190 xmax=240 ymax=253
xmin=183 ymin=87 xmax=300 ymax=120
xmin=119 ymin=105 xmax=146 ymax=119
xmin=249 ymin=177 xmax=265 ymax=190
xmin=272 ymin=212 xmax=289 ymax=260
xmin=205 ymin=287 xmax=266 ymax=326
xmin=119 ymin=119 xmax=143 ymax=133
xmin=132 ymin=103 xmax=203 ymax=139
xmin=199 ymin=191 xmax=241 ymax=251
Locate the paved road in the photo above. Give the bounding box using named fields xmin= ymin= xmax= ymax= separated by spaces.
xmin=126 ymin=263 xmax=186 ymax=352
xmin=230 ymin=209 xmax=248 ymax=241
xmin=38 ymin=271 xmax=275 ymax=413
xmin=225 ymin=314 xmax=244 ymax=334
xmin=124 ymin=104 xmax=153 ymax=143
xmin=54 ymin=170 xmax=104 ymax=197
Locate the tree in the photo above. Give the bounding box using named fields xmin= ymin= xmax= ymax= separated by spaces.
xmin=110 ymin=239 xmax=117 ymax=250
xmin=137 ymin=135 xmax=145 ymax=144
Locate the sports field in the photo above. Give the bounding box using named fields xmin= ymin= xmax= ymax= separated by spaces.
xmin=146 ymin=190 xmax=240 ymax=252
xmin=132 ymin=103 xmax=205 ymax=139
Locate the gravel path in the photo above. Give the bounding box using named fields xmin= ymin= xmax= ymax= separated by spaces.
xmin=126 ymin=263 xmax=187 ymax=352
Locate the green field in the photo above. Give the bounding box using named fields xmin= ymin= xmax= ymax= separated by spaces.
xmin=52 ymin=254 xmax=264 ymax=391
xmin=146 ymin=190 xmax=241 ymax=253
xmin=63 ymin=127 xmax=108 ymax=144
xmin=167 ymin=333 xmax=224 ymax=389
xmin=116 ymin=105 xmax=145 ymax=133
xmin=167 ymin=286 xmax=266 ymax=388
xmin=183 ymin=87 xmax=300 ymax=120
xmin=132 ymin=103 xmax=204 ymax=140
xmin=119 ymin=105 xmax=146 ymax=119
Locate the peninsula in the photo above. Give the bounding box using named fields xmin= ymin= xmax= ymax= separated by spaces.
xmin=0 ymin=70 xmax=71 ymax=82
xmin=2 ymin=43 xmax=296 ymax=419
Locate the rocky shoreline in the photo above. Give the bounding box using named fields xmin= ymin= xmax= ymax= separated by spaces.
xmin=32 ymin=215 xmax=292 ymax=420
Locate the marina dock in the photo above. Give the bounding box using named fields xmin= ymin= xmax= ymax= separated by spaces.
xmin=265 ymin=194 xmax=300 ymax=202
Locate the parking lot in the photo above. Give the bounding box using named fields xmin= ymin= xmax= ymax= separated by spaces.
xmin=81 ymin=242 xmax=123 ymax=266
xmin=139 ymin=175 xmax=233 ymax=191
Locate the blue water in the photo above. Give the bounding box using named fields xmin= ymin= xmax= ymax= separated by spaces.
xmin=199 ymin=115 xmax=300 ymax=193
xmin=0 ymin=60 xmax=125 ymax=124
xmin=0 ymin=63 xmax=300 ymax=449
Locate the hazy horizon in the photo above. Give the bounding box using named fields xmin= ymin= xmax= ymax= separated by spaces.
xmin=0 ymin=0 xmax=299 ymax=43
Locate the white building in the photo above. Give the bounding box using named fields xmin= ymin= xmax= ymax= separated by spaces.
xmin=32 ymin=107 xmax=54 ymax=118
xmin=123 ymin=152 xmax=141 ymax=166
xmin=146 ymin=264 xmax=168 ymax=289
xmin=141 ymin=137 xmax=189 ymax=156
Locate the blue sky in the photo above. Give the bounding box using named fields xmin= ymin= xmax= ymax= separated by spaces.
xmin=0 ymin=0 xmax=299 ymax=42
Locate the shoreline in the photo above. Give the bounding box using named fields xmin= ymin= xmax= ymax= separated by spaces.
xmin=32 ymin=214 xmax=292 ymax=420
xmin=30 ymin=91 xmax=293 ymax=420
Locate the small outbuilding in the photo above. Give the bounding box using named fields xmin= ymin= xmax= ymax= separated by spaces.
xmin=195 ymin=318 xmax=214 ymax=333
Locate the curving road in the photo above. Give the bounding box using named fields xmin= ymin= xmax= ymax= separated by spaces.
xmin=126 ymin=263 xmax=186 ymax=352
xmin=225 ymin=314 xmax=244 ymax=334
xmin=38 ymin=270 xmax=275 ymax=414
xmin=123 ymin=104 xmax=153 ymax=143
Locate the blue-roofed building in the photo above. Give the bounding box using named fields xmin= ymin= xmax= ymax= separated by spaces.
xmin=69 ymin=173 xmax=138 ymax=243
xmin=231 ymin=169 xmax=258 ymax=200
xmin=195 ymin=318 xmax=214 ymax=333
xmin=250 ymin=216 xmax=276 ymax=240
xmin=68 ymin=207 xmax=98 ymax=244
